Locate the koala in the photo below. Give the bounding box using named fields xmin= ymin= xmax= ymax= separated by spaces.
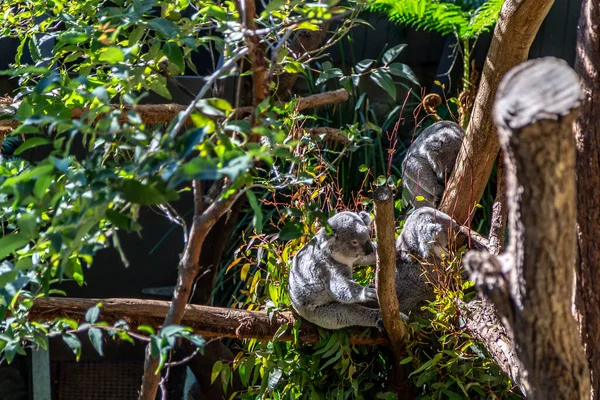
xmin=392 ymin=207 xmax=484 ymax=317
xmin=288 ymin=211 xmax=382 ymax=330
xmin=402 ymin=121 xmax=464 ymax=209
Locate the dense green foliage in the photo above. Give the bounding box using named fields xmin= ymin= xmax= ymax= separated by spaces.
xmin=0 ymin=0 xmax=517 ymax=398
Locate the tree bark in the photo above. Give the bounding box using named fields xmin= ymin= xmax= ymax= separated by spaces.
xmin=439 ymin=0 xmax=555 ymax=224
xmin=574 ymin=0 xmax=600 ymax=397
xmin=373 ymin=186 xmax=410 ymax=396
xmin=461 ymin=299 xmax=524 ymax=391
xmin=139 ymin=181 xmax=245 ymax=400
xmin=463 ymin=57 xmax=590 ymax=399
xmin=27 ymin=296 xmax=389 ymax=346
xmin=488 ymin=151 xmax=507 ymax=255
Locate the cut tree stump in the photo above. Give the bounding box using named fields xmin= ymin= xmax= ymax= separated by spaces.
xmin=464 ymin=57 xmax=590 ymax=399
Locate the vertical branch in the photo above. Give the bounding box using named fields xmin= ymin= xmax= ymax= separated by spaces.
xmin=373 ymin=186 xmax=410 ymax=396
xmin=139 ymin=181 xmax=245 ymax=400
xmin=237 ymin=0 xmax=267 ymax=113
xmin=573 ymin=0 xmax=600 ymax=396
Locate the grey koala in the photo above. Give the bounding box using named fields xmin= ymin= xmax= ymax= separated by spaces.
xmin=392 ymin=207 xmax=485 ymax=317
xmin=402 ymin=121 xmax=464 ymax=209
xmin=288 ymin=211 xmax=382 ymax=330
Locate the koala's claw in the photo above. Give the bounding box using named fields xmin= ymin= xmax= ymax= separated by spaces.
xmin=362 ymin=286 xmax=378 ymax=301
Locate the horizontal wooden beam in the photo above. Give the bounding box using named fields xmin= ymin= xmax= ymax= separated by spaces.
xmin=28 ymin=296 xmax=388 ymax=346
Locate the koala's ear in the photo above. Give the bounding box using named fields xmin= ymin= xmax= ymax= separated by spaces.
xmin=358 ymin=211 xmax=373 ymax=227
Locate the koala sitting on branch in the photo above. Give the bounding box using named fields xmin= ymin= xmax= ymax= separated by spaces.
xmin=393 ymin=207 xmax=488 ymax=317
xmin=402 ymin=121 xmax=464 ymax=209
xmin=288 ymin=211 xmax=384 ymax=330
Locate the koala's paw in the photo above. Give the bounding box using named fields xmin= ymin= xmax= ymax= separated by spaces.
xmin=375 ymin=318 xmax=385 ymax=332
xmin=361 ymin=286 xmax=378 ymax=302
xmin=400 ymin=312 xmax=409 ymax=322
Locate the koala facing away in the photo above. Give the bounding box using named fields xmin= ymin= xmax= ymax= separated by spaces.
xmin=402 ymin=121 xmax=464 ymax=209
xmin=288 ymin=211 xmax=381 ymax=330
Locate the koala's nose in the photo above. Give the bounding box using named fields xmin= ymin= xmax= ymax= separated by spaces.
xmin=364 ymin=240 xmax=374 ymax=255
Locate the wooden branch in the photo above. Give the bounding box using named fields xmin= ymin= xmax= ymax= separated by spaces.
xmin=232 ymin=88 xmax=349 ymax=119
xmin=373 ymin=186 xmax=411 ymax=396
xmin=573 ymin=0 xmax=600 ymax=397
xmin=27 ymin=296 xmax=389 ymax=346
xmin=139 ymin=181 xmax=246 ymax=399
xmin=464 ymin=57 xmax=590 ymax=398
xmin=238 ymin=0 xmax=267 ymax=113
xmin=461 ymin=299 xmax=525 ymax=392
xmin=439 ymin=0 xmax=556 ymax=224
xmin=0 ymin=89 xmax=349 ymax=131
xmin=488 ymin=151 xmax=507 ymax=255
xmin=304 ymin=127 xmax=349 ymax=144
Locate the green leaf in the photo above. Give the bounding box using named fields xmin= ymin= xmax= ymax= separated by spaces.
xmin=147 ymin=18 xmax=179 ymax=39
xmin=98 ymin=47 xmax=125 ymax=63
xmin=382 ymin=44 xmax=406 ymax=65
xmin=278 ymin=223 xmax=304 ymax=241
xmin=62 ymin=333 xmax=82 ymax=360
xmin=388 ymin=62 xmax=420 ymax=86
xmin=149 ymin=79 xmax=172 ymax=100
xmin=17 ymin=214 xmax=37 ymax=237
xmin=14 ymin=137 xmax=50 ymax=155
xmin=0 ymin=233 xmax=30 ymax=260
xmin=120 ymin=179 xmax=179 ymax=205
xmin=211 ymin=360 xmax=223 ymax=384
xmin=137 ymin=325 xmax=155 ymax=335
xmin=88 ymin=328 xmax=104 ymax=356
xmin=85 ymin=305 xmax=101 ymax=324
xmin=33 ymin=175 xmax=53 ymax=199
xmin=371 ymin=70 xmax=396 ymax=100
xmin=355 ymin=59 xmax=374 ymax=73
xmin=106 ymin=209 xmax=141 ymax=232
xmin=58 ymin=31 xmax=90 ymax=44
xmin=246 ymin=190 xmax=263 ymax=233
xmin=2 ymin=164 xmax=54 ymax=187
xmin=163 ymin=42 xmax=184 ymax=72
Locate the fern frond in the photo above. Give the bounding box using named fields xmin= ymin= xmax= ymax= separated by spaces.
xmin=464 ymin=0 xmax=504 ymax=38
xmin=370 ymin=0 xmax=505 ymax=39
xmin=370 ymin=0 xmax=470 ymax=36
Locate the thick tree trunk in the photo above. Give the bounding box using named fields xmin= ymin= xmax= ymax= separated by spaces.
xmin=27 ymin=296 xmax=389 ymax=346
xmin=464 ymin=57 xmax=590 ymax=399
xmin=574 ymin=0 xmax=600 ymax=398
xmin=439 ymin=0 xmax=555 ymax=224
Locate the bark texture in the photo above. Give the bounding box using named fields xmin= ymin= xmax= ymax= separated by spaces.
xmin=27 ymin=296 xmax=389 ymax=346
xmin=488 ymin=151 xmax=507 ymax=255
xmin=462 ymin=299 xmax=524 ymax=389
xmin=439 ymin=0 xmax=555 ymax=224
xmin=574 ymin=0 xmax=600 ymax=397
xmin=373 ymin=186 xmax=410 ymax=396
xmin=463 ymin=57 xmax=590 ymax=399
xmin=139 ymin=181 xmax=244 ymax=399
